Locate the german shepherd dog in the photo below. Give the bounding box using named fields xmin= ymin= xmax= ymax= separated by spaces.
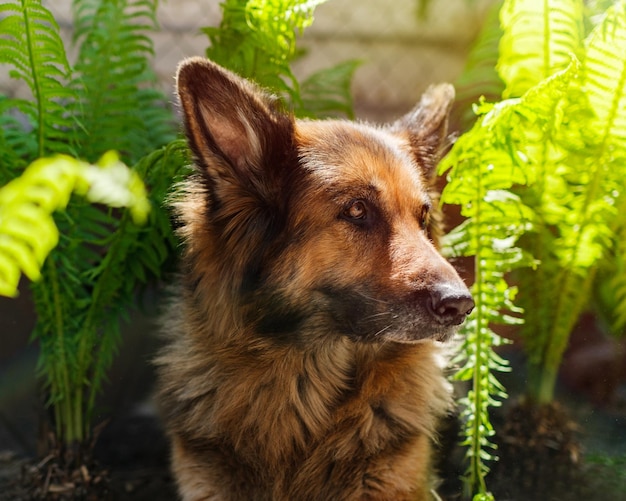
xmin=156 ymin=57 xmax=474 ymax=501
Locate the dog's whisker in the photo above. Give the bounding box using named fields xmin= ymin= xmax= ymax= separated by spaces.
xmin=354 ymin=290 xmax=389 ymax=305
xmin=373 ymin=324 xmax=394 ymax=338
xmin=363 ymin=311 xmax=393 ymax=320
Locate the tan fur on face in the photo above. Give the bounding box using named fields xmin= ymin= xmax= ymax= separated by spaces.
xmin=156 ymin=57 xmax=471 ymax=501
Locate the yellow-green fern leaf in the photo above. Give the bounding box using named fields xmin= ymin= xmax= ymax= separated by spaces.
xmin=498 ymin=0 xmax=584 ymax=98
xmin=0 ymin=153 xmax=149 ymax=297
xmin=584 ymin=1 xmax=626 ymax=148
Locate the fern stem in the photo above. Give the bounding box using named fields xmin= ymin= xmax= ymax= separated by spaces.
xmin=21 ymin=0 xmax=45 ymax=157
xmin=74 ymin=322 xmax=93 ymax=443
xmin=73 ymin=389 xmax=84 ymax=446
xmin=468 ymin=165 xmax=489 ymax=496
xmin=73 ymin=250 xmax=115 ymax=442
xmin=525 ymin=140 xmax=554 ymax=402
xmin=531 ymin=144 xmax=550 ymax=327
xmin=534 ymin=360 xmax=557 ymax=403
xmin=537 ymin=268 xmax=595 ymax=402
xmin=471 ymin=263 xmax=488 ymax=494
xmin=44 ymin=258 xmax=77 ymax=443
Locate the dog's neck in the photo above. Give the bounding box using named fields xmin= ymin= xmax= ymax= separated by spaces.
xmin=195 ymin=327 xmax=449 ymax=462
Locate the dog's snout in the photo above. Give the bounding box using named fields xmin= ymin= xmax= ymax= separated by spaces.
xmin=428 ymin=285 xmax=474 ymax=326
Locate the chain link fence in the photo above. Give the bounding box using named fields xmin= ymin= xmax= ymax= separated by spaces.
xmin=3 ymin=0 xmax=496 ymax=122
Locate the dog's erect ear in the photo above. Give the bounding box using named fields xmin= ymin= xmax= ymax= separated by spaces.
xmin=389 ymin=84 xmax=455 ymax=179
xmin=176 ymin=57 xmax=295 ymax=203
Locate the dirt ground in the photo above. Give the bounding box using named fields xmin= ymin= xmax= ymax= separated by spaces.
xmin=0 ymin=410 xmax=176 ymax=501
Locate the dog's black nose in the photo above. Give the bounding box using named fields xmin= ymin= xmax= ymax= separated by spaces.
xmin=428 ymin=285 xmax=474 ymax=326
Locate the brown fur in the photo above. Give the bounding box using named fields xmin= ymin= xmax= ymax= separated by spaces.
xmin=155 ymin=57 xmax=473 ymax=501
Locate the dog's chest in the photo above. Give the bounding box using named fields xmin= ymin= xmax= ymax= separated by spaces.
xmin=211 ymin=345 xmax=435 ymax=462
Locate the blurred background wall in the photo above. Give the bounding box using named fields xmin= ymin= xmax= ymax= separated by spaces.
xmin=1 ymin=0 xmax=496 ymax=120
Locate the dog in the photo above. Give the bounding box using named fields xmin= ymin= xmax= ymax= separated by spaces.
xmin=155 ymin=57 xmax=474 ymax=501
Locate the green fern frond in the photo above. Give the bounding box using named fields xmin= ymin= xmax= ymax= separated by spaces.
xmin=439 ymin=63 xmax=584 ymax=497
xmin=0 ymin=152 xmax=148 ymax=298
xmin=0 ymin=0 xmax=77 ymax=157
xmin=0 ymin=0 xmax=181 ymax=451
xmin=595 ymin=209 xmax=626 ymax=336
xmin=204 ymin=0 xmax=356 ymax=118
xmin=298 ymin=60 xmax=361 ymax=119
xmin=82 ymin=139 xmax=190 ymax=418
xmin=530 ymin=1 xmax=626 ymax=397
xmin=498 ymin=0 xmax=584 ymax=98
xmin=72 ymin=0 xmax=174 ymax=163
xmin=0 ymin=107 xmax=37 ymax=182
xmin=442 ymin=0 xmax=626 ymax=495
xmin=30 ymin=141 xmax=186 ymax=444
xmin=508 ymin=62 xmax=594 ymax=373
xmin=584 ymin=1 xmax=626 ymax=148
xmin=133 ymin=86 xmax=177 ymax=152
xmin=205 ymin=0 xmax=325 ymax=89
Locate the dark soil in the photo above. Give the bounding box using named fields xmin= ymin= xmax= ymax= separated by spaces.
xmin=0 ymin=412 xmax=176 ymax=501
xmin=434 ymin=401 xmax=626 ymax=501
xmin=489 ymin=399 xmax=582 ymax=500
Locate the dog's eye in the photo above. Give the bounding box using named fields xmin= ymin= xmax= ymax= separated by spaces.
xmin=419 ymin=206 xmax=430 ymax=229
xmin=342 ymin=200 xmax=368 ymax=222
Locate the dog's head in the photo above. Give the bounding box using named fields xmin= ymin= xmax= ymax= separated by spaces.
xmin=176 ymin=57 xmax=473 ymax=344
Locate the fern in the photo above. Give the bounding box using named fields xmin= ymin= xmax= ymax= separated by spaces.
xmin=495 ymin=0 xmax=626 ymax=403
xmin=29 ymin=141 xmax=188 ymax=446
xmin=443 ymin=3 xmax=626 ymax=494
xmin=595 ymin=208 xmax=626 ymax=336
xmin=584 ymin=1 xmax=626 ymax=147
xmin=0 ymin=0 xmax=77 ymax=157
xmin=71 ymin=0 xmax=174 ymax=163
xmin=81 ymin=140 xmax=190 ymax=421
xmin=299 ymin=60 xmax=361 ymax=119
xmin=0 ymin=106 xmax=37 ymax=182
xmin=536 ymin=0 xmax=626 ymax=391
xmin=1 ymin=0 xmax=181 ymax=454
xmin=440 ymin=64 xmax=582 ymax=497
xmin=0 ymin=152 xmax=148 ymax=297
xmin=203 ymin=0 xmax=358 ymax=118
xmin=204 ymin=0 xmax=322 ymax=100
xmin=498 ymin=0 xmax=584 ymax=98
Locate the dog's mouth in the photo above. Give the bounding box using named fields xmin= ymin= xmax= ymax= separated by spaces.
xmin=319 ymin=284 xmax=474 ymax=344
xmin=383 ymin=320 xmax=461 ymax=344
xmin=359 ymin=309 xmax=466 ymax=344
